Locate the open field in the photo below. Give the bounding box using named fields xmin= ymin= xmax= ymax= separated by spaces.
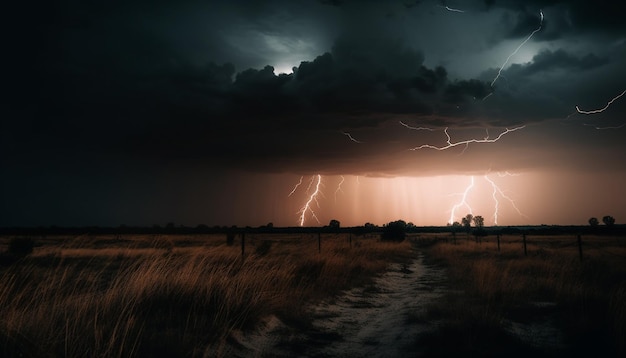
xmin=0 ymin=233 xmax=412 ymax=357
xmin=1 ymin=231 xmax=624 ymax=357
xmin=415 ymin=233 xmax=626 ymax=357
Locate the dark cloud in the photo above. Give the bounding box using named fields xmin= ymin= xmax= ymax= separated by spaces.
xmin=493 ymin=0 xmax=626 ymax=39
xmin=506 ymin=49 xmax=608 ymax=75
xmin=2 ymin=0 xmax=625 ymax=175
xmin=2 ymin=0 xmax=626 ymax=228
xmin=502 ymin=9 xmax=544 ymax=39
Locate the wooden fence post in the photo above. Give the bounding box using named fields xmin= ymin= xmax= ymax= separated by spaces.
xmin=577 ymin=234 xmax=583 ymax=262
xmin=522 ymin=234 xmax=527 ymax=256
xmin=318 ymin=232 xmax=321 ymax=253
xmin=497 ymin=234 xmax=501 ymax=252
xmin=241 ymin=232 xmax=245 ymax=258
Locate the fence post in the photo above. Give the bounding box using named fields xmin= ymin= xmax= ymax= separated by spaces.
xmin=577 ymin=234 xmax=583 ymax=262
xmin=241 ymin=232 xmax=245 ymax=258
xmin=523 ymin=234 xmax=528 ymax=256
xmin=318 ymin=232 xmax=321 ymax=253
xmin=497 ymin=234 xmax=501 ymax=252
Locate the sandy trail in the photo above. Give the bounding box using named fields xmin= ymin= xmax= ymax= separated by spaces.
xmin=221 ymin=252 xmax=448 ymax=357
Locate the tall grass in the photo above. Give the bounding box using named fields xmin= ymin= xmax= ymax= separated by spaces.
xmin=0 ymin=234 xmax=411 ymax=357
xmin=421 ymin=235 xmax=626 ymax=357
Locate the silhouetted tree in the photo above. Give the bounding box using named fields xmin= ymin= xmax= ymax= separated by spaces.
xmin=328 ymin=219 xmax=340 ymax=230
xmin=461 ymin=214 xmax=473 ymax=233
xmin=602 ymin=215 xmax=615 ymax=226
xmin=472 ymin=215 xmax=485 ymax=228
xmin=472 ymin=215 xmax=486 ymax=240
xmin=588 ymin=217 xmax=599 ymax=227
xmin=364 ymin=222 xmax=376 ymax=231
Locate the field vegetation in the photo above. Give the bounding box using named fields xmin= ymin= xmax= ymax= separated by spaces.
xmin=415 ymin=233 xmax=626 ymax=357
xmin=0 ymin=233 xmax=412 ymax=357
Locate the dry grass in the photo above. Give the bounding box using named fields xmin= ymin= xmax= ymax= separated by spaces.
xmin=0 ymin=233 xmax=411 ymax=357
xmin=420 ymin=234 xmax=626 ymax=357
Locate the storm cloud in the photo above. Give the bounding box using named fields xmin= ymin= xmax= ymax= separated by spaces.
xmin=2 ymin=0 xmax=625 ymax=226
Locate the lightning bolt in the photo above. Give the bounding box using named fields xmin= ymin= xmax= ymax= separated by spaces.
xmin=439 ymin=1 xmax=464 ymax=12
xmin=490 ymin=10 xmax=543 ymax=88
xmin=447 ymin=171 xmax=528 ymax=225
xmin=497 ymin=171 xmax=521 ymax=177
xmin=409 ymin=126 xmax=525 ymax=152
xmin=399 ymin=120 xmax=436 ymax=131
xmin=288 ymin=176 xmax=304 ymax=197
xmin=444 ymin=6 xmax=464 ymax=13
xmin=334 ymin=175 xmax=345 ymax=203
xmin=341 ymin=131 xmax=363 ymax=143
xmin=448 ymin=176 xmax=474 ymax=224
xmin=483 ymin=175 xmax=527 ymax=225
xmin=442 ymin=5 xmax=464 ymax=13
xmin=297 ymin=174 xmax=323 ymax=227
xmin=583 ymin=123 xmax=626 ymax=130
xmin=575 ymin=89 xmax=626 ymax=114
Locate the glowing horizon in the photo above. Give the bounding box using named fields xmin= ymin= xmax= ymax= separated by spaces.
xmin=284 ymin=174 xmax=532 ymax=227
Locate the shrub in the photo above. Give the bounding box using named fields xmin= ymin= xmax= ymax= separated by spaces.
xmin=381 ymin=220 xmax=407 ymax=242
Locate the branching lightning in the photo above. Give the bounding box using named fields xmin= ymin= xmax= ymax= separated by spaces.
xmin=575 ymin=89 xmax=626 ymax=114
xmin=448 ymin=176 xmax=474 ymax=224
xmin=497 ymin=171 xmax=521 ymax=177
xmin=296 ymin=174 xmax=323 ymax=227
xmin=490 ymin=10 xmax=543 ymax=88
xmin=288 ymin=176 xmax=303 ymax=197
xmin=399 ymin=120 xmax=436 ymax=131
xmin=447 ymin=173 xmax=527 ymax=225
xmin=483 ymin=175 xmax=527 ymax=225
xmin=409 ymin=126 xmax=525 ymax=152
xmin=334 ymin=175 xmax=345 ymax=202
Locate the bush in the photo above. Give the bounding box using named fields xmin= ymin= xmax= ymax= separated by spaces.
xmin=8 ymin=237 xmax=35 ymax=256
xmin=381 ymin=220 xmax=407 ymax=242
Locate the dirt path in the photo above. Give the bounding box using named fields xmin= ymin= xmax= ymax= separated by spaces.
xmin=220 ymin=252 xmax=448 ymax=357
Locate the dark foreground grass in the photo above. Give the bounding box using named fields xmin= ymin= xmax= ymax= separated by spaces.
xmin=415 ymin=234 xmax=626 ymax=357
xmin=0 ymin=234 xmax=412 ymax=357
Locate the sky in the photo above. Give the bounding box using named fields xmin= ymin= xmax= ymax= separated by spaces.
xmin=2 ymin=0 xmax=626 ymax=228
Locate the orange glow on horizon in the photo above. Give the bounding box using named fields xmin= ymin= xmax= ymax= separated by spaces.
xmin=286 ymin=173 xmax=533 ymax=227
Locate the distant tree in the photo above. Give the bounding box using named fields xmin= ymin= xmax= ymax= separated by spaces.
xmin=472 ymin=215 xmax=485 ymax=229
xmin=602 ymin=215 xmax=616 ymax=226
xmin=364 ymin=222 xmax=376 ymax=231
xmin=588 ymin=217 xmax=599 ymax=227
xmin=328 ymin=219 xmax=340 ymax=230
xmin=472 ymin=215 xmax=487 ymax=240
xmin=382 ymin=220 xmax=407 ymax=242
xmin=461 ymin=214 xmax=473 ymax=232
